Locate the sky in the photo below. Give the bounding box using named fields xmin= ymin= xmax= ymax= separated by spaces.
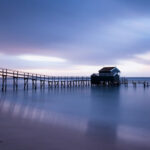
xmin=0 ymin=0 xmax=150 ymax=76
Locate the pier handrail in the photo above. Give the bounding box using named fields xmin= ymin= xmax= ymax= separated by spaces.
xmin=0 ymin=68 xmax=90 ymax=81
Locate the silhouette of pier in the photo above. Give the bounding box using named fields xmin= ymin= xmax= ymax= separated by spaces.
xmin=0 ymin=68 xmax=91 ymax=91
xmin=120 ymin=77 xmax=150 ymax=88
xmin=0 ymin=68 xmax=150 ymax=92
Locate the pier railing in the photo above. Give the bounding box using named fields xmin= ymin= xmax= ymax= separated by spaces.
xmin=0 ymin=68 xmax=91 ymax=91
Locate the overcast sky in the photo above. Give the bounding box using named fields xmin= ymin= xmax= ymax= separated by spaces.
xmin=0 ymin=0 xmax=150 ymax=76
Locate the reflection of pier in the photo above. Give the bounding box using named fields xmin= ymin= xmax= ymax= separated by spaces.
xmin=0 ymin=99 xmax=88 ymax=132
xmin=0 ymin=68 xmax=90 ymax=91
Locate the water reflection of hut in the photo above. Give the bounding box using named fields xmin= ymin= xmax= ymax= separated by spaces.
xmin=91 ymin=67 xmax=120 ymax=86
xmin=86 ymin=86 xmax=120 ymax=149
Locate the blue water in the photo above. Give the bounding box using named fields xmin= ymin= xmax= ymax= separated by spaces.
xmin=0 ymin=78 xmax=150 ymax=150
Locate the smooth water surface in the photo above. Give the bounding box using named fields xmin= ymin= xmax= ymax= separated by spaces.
xmin=0 ymin=85 xmax=150 ymax=150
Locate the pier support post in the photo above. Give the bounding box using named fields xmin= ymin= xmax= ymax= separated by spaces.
xmin=132 ymin=81 xmax=136 ymax=87
xmin=40 ymin=80 xmax=45 ymax=89
xmin=61 ymin=81 xmax=65 ymax=88
xmin=32 ymin=79 xmax=37 ymax=90
xmin=13 ymin=77 xmax=18 ymax=90
xmin=48 ymin=81 xmax=53 ymax=88
xmin=24 ymin=78 xmax=28 ymax=90
xmin=67 ymin=81 xmax=71 ymax=87
xmin=13 ymin=71 xmax=18 ymax=91
xmin=73 ymin=81 xmax=77 ymax=87
xmin=54 ymin=81 xmax=59 ymax=88
xmin=2 ymin=69 xmax=7 ymax=92
xmin=78 ymin=81 xmax=80 ymax=87
xmin=32 ymin=74 xmax=37 ymax=90
xmin=24 ymin=73 xmax=29 ymax=90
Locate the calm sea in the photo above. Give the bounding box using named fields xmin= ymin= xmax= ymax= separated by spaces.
xmin=0 ymin=77 xmax=150 ymax=150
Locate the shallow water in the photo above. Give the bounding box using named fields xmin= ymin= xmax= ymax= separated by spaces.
xmin=0 ymin=84 xmax=150 ymax=150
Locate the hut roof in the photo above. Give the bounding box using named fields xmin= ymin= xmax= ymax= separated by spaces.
xmin=100 ymin=67 xmax=115 ymax=72
xmin=99 ymin=67 xmax=120 ymax=73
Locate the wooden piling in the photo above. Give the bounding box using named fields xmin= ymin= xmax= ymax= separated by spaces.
xmin=2 ymin=69 xmax=7 ymax=91
xmin=54 ymin=81 xmax=59 ymax=88
xmin=13 ymin=71 xmax=18 ymax=90
xmin=0 ymin=68 xmax=93 ymax=91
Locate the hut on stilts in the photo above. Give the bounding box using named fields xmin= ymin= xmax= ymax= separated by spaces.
xmin=91 ymin=67 xmax=120 ymax=86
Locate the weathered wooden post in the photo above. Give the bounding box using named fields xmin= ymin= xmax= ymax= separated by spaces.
xmin=32 ymin=74 xmax=34 ymax=89
xmin=13 ymin=71 xmax=18 ymax=90
xmin=2 ymin=69 xmax=7 ymax=92
xmin=61 ymin=81 xmax=65 ymax=88
xmin=132 ymin=81 xmax=136 ymax=87
xmin=24 ymin=73 xmax=29 ymax=90
xmin=32 ymin=74 xmax=37 ymax=90
xmin=40 ymin=75 xmax=45 ymax=89
xmin=48 ymin=76 xmax=53 ymax=88
xmin=44 ymin=75 xmax=45 ymax=88
xmin=81 ymin=77 xmax=84 ymax=86
xmin=78 ymin=78 xmax=80 ymax=87
xmin=48 ymin=76 xmax=49 ymax=88
xmin=88 ymin=77 xmax=90 ymax=86
xmin=88 ymin=79 xmax=90 ymax=86
xmin=124 ymin=79 xmax=128 ymax=87
xmin=143 ymin=81 xmax=148 ymax=88
xmin=35 ymin=74 xmax=37 ymax=89
xmin=40 ymin=75 xmax=42 ymax=89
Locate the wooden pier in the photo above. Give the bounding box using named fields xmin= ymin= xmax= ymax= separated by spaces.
xmin=0 ymin=68 xmax=150 ymax=92
xmin=120 ymin=77 xmax=150 ymax=87
xmin=0 ymin=68 xmax=91 ymax=91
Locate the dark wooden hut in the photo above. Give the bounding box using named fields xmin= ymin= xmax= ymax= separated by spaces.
xmin=91 ymin=67 xmax=120 ymax=85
